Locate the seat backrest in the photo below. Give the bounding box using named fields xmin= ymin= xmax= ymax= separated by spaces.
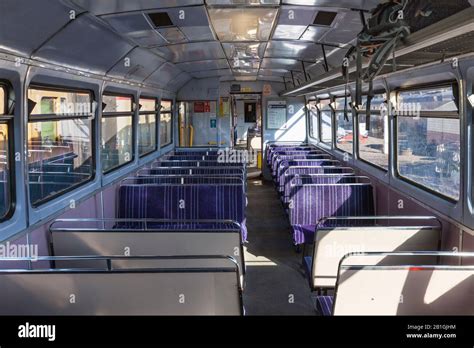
xmin=0 ymin=256 xmax=242 ymax=315
xmin=279 ymin=166 xmax=355 ymax=192
xmin=277 ymin=159 xmax=340 ymax=179
xmin=333 ymin=252 xmax=474 ymax=315
xmin=118 ymin=184 xmax=246 ymax=241
xmin=311 ymin=226 xmax=441 ymax=289
xmin=51 ymin=227 xmax=244 ymax=271
xmin=284 ymin=174 xmax=362 ymax=203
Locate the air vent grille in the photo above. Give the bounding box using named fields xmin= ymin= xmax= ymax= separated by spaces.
xmin=313 ymin=11 xmax=337 ymax=27
xmin=148 ymin=12 xmax=173 ymax=28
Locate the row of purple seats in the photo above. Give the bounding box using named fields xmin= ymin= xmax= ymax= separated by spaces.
xmin=270 ymin=150 xmax=322 ymax=171
xmin=279 ymin=166 xmax=355 ymax=196
xmin=118 ymin=150 xmax=248 ymax=242
xmin=275 ymin=159 xmax=340 ymax=183
xmin=271 ymin=154 xmax=331 ymax=177
xmin=265 ymin=143 xmax=375 ymax=250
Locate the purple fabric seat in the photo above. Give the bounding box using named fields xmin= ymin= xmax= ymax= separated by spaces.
xmin=156 ymin=161 xmax=244 ymax=168
xmin=144 ymin=167 xmax=244 ymax=177
xmin=283 ymin=175 xmax=363 ymax=204
xmin=303 ymin=256 xmax=312 ymax=279
xmin=271 ymin=154 xmax=331 ymax=177
xmin=279 ymin=166 xmax=354 ymax=194
xmin=275 ymin=159 xmax=339 ymax=183
xmin=118 ymin=184 xmax=247 ymax=242
xmin=266 ymin=146 xmax=314 ymax=166
xmin=270 ymin=150 xmax=322 ymax=170
xmin=289 ymin=184 xmax=375 ymax=245
xmin=316 ymin=296 xmax=334 ymax=316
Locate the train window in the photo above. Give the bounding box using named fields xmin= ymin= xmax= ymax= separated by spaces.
xmin=138 ymin=98 xmax=157 ymax=157
xmin=335 ymin=97 xmax=353 ymax=154
xmin=308 ymin=101 xmax=319 ymax=140
xmin=160 ymin=100 xmax=173 ymax=148
xmin=318 ymin=99 xmax=332 ymax=144
xmin=396 ymin=85 xmax=460 ymax=201
xmin=358 ymin=94 xmax=389 ymax=170
xmin=27 ymin=86 xmax=94 ymax=206
xmin=101 ymin=94 xmax=134 ymax=173
xmin=0 ymin=85 xmax=11 ymax=219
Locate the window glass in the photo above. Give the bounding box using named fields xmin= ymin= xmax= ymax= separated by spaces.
xmin=139 ymin=98 xmax=157 ymax=156
xmin=101 ymin=94 xmax=134 ymax=173
xmin=397 ymin=86 xmax=460 ymax=200
xmin=308 ymin=101 xmax=318 ymax=140
xmin=0 ymin=86 xmax=4 ymax=114
xmin=0 ymin=86 xmax=11 ymax=218
xmin=160 ymin=100 xmax=173 ymax=148
xmin=102 ymin=95 xmax=133 ymax=113
xmin=335 ymin=97 xmax=353 ymax=154
xmin=319 ymin=99 xmax=332 ymax=144
xmin=359 ymin=94 xmax=389 ymax=170
xmin=398 ymin=86 xmax=458 ymax=112
xmin=29 ymin=88 xmax=92 ymax=116
xmin=27 ymin=87 xmax=94 ymax=206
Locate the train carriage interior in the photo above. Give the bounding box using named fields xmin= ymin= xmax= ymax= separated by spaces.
xmin=1 ymin=0 xmax=474 ymax=325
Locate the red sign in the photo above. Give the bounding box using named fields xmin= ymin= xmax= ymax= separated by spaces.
xmin=194 ymin=101 xmax=211 ymax=113
xmin=194 ymin=102 xmax=205 ymax=113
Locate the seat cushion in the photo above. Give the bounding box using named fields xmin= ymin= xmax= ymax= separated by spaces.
xmin=303 ymin=256 xmax=312 ymax=280
xmin=316 ymin=296 xmax=334 ymax=316
xmin=292 ymin=224 xmax=316 ymax=245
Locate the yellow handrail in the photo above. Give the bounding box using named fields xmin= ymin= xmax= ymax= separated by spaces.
xmin=189 ymin=125 xmax=194 ymax=147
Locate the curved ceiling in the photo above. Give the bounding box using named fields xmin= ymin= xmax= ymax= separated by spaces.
xmin=0 ymin=0 xmax=384 ymax=91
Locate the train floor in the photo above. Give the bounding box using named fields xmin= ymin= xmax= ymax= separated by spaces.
xmin=243 ymin=178 xmax=315 ymax=315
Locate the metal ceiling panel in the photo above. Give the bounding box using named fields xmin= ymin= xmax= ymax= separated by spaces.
xmin=222 ymin=42 xmax=266 ymax=59
xmin=233 ymin=68 xmax=259 ymax=75
xmin=102 ymin=12 xmax=168 ymax=47
xmin=107 ymin=47 xmax=166 ymax=81
xmin=257 ymin=75 xmax=285 ymax=82
xmin=180 ymin=26 xmax=215 ymax=42
xmin=230 ymin=58 xmax=260 ymax=69
xmin=145 ymin=62 xmax=183 ymax=85
xmin=166 ymin=41 xmax=226 ymax=63
xmin=176 ymin=59 xmax=230 ymax=72
xmin=154 ymin=6 xmax=215 ymax=41
xmin=150 ymin=46 xmax=174 ymax=61
xmin=281 ymin=0 xmax=380 ymax=11
xmin=33 ymin=15 xmax=135 ymax=75
xmin=321 ymin=10 xmax=362 ymax=45
xmin=272 ymin=6 xmax=317 ymax=40
xmin=300 ymin=25 xmax=330 ymax=42
xmin=265 ymin=40 xmax=322 ymax=60
xmin=235 ymin=76 xmax=257 ymax=81
xmin=208 ymin=8 xmax=278 ymax=41
xmin=0 ymin=0 xmax=86 ymax=56
xmin=167 ymin=72 xmax=193 ymax=91
xmin=206 ymin=0 xmax=280 ymax=5
xmin=71 ymin=0 xmax=204 ymax=15
xmin=157 ymin=27 xmax=188 ymax=44
xmin=261 ymin=57 xmax=301 ymax=69
xmin=190 ymin=69 xmax=233 ymax=78
xmin=259 ymin=68 xmax=289 ymax=76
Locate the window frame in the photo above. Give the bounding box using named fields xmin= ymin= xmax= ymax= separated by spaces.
xmin=307 ymin=99 xmax=319 ymax=141
xmin=27 ymin=84 xmax=96 ymax=207
xmin=356 ymin=93 xmax=389 ymax=172
xmin=101 ymin=92 xmax=136 ymax=174
xmin=394 ymin=82 xmax=461 ymax=202
xmin=0 ymin=82 xmax=15 ymax=221
xmin=318 ymin=98 xmax=332 ymax=145
xmin=160 ymin=99 xmax=173 ymax=148
xmin=334 ymin=95 xmax=354 ymax=155
xmin=138 ymin=96 xmax=158 ymax=158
